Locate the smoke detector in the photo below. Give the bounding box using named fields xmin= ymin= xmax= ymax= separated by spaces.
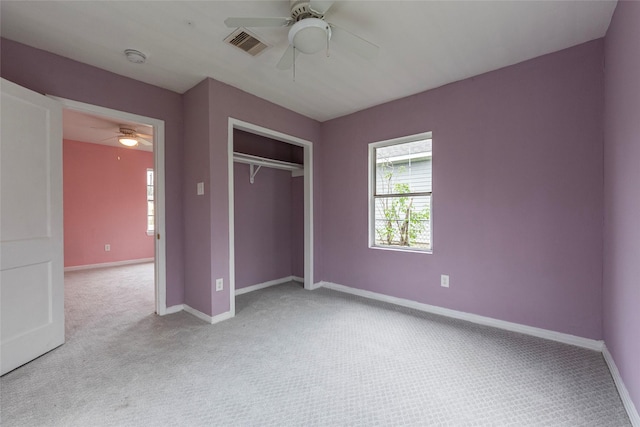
xmin=124 ymin=49 xmax=146 ymax=64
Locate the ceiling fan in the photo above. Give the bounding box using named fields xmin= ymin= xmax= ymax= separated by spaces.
xmin=102 ymin=126 xmax=153 ymax=147
xmin=224 ymin=0 xmax=379 ymax=70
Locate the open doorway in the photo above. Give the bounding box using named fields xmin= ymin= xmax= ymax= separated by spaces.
xmin=227 ymin=118 xmax=314 ymax=317
xmin=55 ymin=97 xmax=167 ymax=315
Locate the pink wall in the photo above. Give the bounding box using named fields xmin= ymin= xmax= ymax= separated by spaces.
xmin=182 ymin=78 xmax=321 ymax=316
xmin=1 ymin=39 xmax=185 ymax=306
xmin=321 ymin=40 xmax=604 ymax=339
xmin=63 ymin=140 xmax=154 ymax=267
xmin=233 ymin=164 xmax=293 ymax=289
xmin=603 ymin=0 xmax=640 ymax=411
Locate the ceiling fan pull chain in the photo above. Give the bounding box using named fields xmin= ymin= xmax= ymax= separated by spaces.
xmin=326 ymin=26 xmax=330 ymax=57
xmin=293 ymin=46 xmax=296 ymax=82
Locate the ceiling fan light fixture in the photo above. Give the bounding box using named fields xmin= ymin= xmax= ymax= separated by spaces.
xmin=119 ymin=137 xmax=138 ymax=147
xmin=288 ymin=18 xmax=330 ymax=54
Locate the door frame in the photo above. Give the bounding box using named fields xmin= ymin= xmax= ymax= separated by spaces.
xmin=228 ymin=118 xmax=314 ymax=316
xmin=52 ymin=97 xmax=168 ymax=315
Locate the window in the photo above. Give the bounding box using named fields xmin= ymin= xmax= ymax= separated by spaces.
xmin=147 ymin=168 xmax=154 ymax=235
xmin=369 ymin=132 xmax=432 ymax=252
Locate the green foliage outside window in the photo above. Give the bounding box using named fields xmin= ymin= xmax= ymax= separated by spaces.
xmin=376 ymin=164 xmax=430 ymax=247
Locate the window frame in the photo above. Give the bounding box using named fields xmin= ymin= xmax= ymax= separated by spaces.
xmin=368 ymin=132 xmax=433 ymax=253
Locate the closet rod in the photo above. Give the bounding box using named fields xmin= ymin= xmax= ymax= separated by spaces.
xmin=233 ymin=152 xmax=303 ymax=171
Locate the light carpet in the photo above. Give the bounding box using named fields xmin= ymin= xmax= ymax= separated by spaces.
xmin=0 ymin=263 xmax=631 ymax=426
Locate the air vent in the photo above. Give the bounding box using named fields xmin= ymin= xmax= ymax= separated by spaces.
xmin=224 ymin=28 xmax=269 ymax=56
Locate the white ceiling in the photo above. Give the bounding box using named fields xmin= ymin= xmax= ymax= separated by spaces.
xmin=63 ymin=109 xmax=154 ymax=152
xmin=1 ymin=1 xmax=617 ymax=122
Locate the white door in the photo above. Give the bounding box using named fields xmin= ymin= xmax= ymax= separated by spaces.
xmin=1 ymin=78 xmax=64 ymax=375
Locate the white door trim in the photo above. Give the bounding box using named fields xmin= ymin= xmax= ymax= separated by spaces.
xmin=228 ymin=118 xmax=314 ymax=317
xmin=50 ymin=97 xmax=168 ymax=315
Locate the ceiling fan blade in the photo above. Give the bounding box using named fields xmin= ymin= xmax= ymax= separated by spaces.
xmin=99 ymin=136 xmax=117 ymax=142
xmin=224 ymin=17 xmax=292 ymax=28
xmin=138 ymin=138 xmax=153 ymax=146
xmin=91 ymin=125 xmax=118 ymax=131
xmin=136 ymin=132 xmax=153 ymax=138
xmin=309 ymin=1 xmax=335 ymax=15
xmin=276 ymin=45 xmax=299 ymax=70
xmin=329 ymin=24 xmax=379 ymax=60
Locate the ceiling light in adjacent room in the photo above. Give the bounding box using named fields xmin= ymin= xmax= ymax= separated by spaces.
xmin=119 ymin=137 xmax=138 ymax=147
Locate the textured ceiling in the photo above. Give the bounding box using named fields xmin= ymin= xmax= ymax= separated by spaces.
xmin=1 ymin=1 xmax=617 ymax=122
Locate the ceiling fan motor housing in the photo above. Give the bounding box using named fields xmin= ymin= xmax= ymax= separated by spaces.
xmin=119 ymin=127 xmax=137 ymax=136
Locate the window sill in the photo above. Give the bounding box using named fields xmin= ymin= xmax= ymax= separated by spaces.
xmin=370 ymin=245 xmax=432 ymax=255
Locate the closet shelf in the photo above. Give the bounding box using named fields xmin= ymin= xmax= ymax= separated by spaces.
xmin=233 ymin=152 xmax=303 ymax=184
xmin=233 ymin=152 xmax=303 ymax=171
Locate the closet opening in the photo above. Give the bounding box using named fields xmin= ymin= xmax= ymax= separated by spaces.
xmin=227 ymin=118 xmax=314 ymax=316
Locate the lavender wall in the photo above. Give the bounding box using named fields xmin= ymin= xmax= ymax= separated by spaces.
xmin=1 ymin=39 xmax=185 ymax=306
xmin=182 ymin=77 xmax=321 ymax=316
xmin=321 ymin=40 xmax=604 ymax=339
xmin=603 ymin=0 xmax=640 ymax=411
xmin=182 ymin=80 xmax=212 ymax=314
xmin=234 ymin=164 xmax=293 ymax=289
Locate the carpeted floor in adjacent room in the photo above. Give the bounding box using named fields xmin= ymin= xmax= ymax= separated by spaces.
xmin=0 ymin=263 xmax=631 ymax=426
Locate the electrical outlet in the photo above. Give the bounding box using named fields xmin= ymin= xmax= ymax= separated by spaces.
xmin=105 ymin=244 xmax=111 ymax=252
xmin=197 ymin=182 xmax=204 ymax=195
xmin=440 ymin=274 xmax=449 ymax=288
xmin=215 ymin=278 xmax=223 ymax=291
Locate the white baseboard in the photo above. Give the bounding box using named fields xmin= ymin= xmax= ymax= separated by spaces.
xmin=317 ymin=281 xmax=604 ymax=352
xmin=235 ymin=276 xmax=298 ymax=295
xmin=210 ymin=310 xmax=234 ymax=324
xmin=310 ymin=281 xmax=323 ymax=290
xmin=164 ymin=304 xmax=184 ymax=315
xmin=163 ymin=304 xmax=233 ymax=325
xmin=292 ymin=276 xmax=304 ymax=283
xmin=183 ymin=304 xmax=233 ymax=325
xmin=64 ymin=258 xmax=154 ymax=272
xmin=603 ymin=345 xmax=640 ymax=426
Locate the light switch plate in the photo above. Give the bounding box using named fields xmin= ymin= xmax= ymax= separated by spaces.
xmin=197 ymin=182 xmax=204 ymax=195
